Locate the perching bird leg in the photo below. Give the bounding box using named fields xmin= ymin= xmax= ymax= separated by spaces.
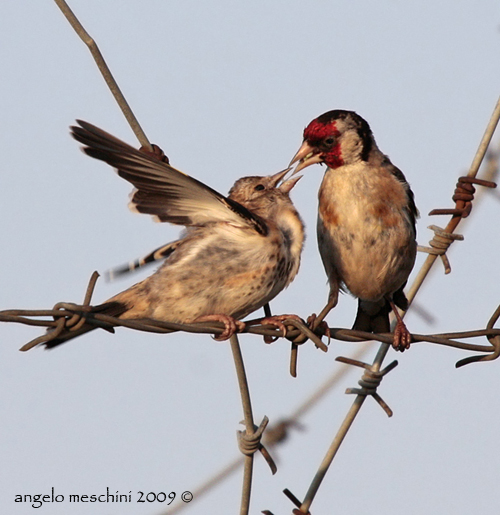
xmin=247 ymin=314 xmax=304 ymax=343
xmin=306 ymin=312 xmax=332 ymax=342
xmin=389 ymin=300 xmax=411 ymax=351
xmin=193 ymin=315 xmax=246 ymax=341
xmin=139 ymin=143 xmax=170 ymax=164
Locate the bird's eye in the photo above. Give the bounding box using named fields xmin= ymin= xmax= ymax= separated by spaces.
xmin=254 ymin=184 xmax=265 ymax=191
xmin=325 ymin=137 xmax=335 ymax=145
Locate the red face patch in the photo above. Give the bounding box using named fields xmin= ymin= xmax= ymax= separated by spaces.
xmin=303 ymin=119 xmax=340 ymax=143
xmin=303 ymin=119 xmax=343 ymax=169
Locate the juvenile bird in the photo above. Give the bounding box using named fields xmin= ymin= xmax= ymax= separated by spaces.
xmin=290 ymin=110 xmax=417 ymax=351
xmin=41 ymin=121 xmax=304 ymax=348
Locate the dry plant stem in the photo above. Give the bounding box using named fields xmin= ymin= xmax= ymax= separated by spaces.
xmin=53 ymin=0 xmax=152 ymax=150
xmin=229 ymin=334 xmax=255 ymax=515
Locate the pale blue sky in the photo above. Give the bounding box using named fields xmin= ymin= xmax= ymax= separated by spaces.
xmin=1 ymin=1 xmax=500 ymax=514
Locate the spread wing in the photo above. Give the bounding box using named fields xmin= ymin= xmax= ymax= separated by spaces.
xmin=70 ymin=120 xmax=267 ymax=234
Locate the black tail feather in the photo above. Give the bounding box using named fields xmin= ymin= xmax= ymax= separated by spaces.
xmin=352 ymin=284 xmax=409 ymax=335
xmin=352 ymin=299 xmax=391 ymax=334
xmin=393 ymin=283 xmax=409 ymax=311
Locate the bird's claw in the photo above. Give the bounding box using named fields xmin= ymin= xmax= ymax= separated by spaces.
xmin=392 ymin=319 xmax=411 ymax=352
xmin=139 ymin=143 xmax=170 ymax=164
xmin=260 ymin=314 xmax=304 ymax=343
xmin=193 ymin=314 xmax=245 ymax=341
xmin=306 ymin=313 xmax=331 ymax=343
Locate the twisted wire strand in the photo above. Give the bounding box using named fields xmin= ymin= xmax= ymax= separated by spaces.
xmin=2 ymin=301 xmax=499 ymax=365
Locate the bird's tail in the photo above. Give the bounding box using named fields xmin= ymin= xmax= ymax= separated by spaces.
xmin=352 ymin=299 xmax=391 ymax=334
xmin=42 ymin=301 xmax=128 ymax=349
xmin=352 ymin=285 xmax=408 ymax=334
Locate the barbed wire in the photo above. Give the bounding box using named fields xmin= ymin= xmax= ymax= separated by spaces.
xmin=162 ymin=345 xmax=370 ymax=515
xmin=2 ymin=282 xmax=498 ymax=368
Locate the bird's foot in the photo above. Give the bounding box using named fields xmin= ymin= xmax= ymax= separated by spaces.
xmin=392 ymin=319 xmax=412 ymax=352
xmin=306 ymin=313 xmax=331 ymax=343
xmin=193 ymin=314 xmax=245 ymax=341
xmin=258 ymin=314 xmax=304 ymax=343
xmin=139 ymin=143 xmax=170 ymax=164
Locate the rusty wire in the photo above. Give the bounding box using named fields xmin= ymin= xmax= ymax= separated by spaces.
xmin=1 ymin=288 xmax=327 ymax=357
xmin=2 ymin=286 xmax=499 ymax=367
xmin=406 ymin=95 xmax=500 ymax=303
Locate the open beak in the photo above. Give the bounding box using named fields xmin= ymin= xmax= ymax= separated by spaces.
xmin=269 ymin=167 xmax=292 ymax=187
xmin=279 ymin=174 xmax=302 ymax=193
xmin=268 ymin=167 xmax=301 ymax=193
xmin=289 ymin=140 xmax=323 ymax=174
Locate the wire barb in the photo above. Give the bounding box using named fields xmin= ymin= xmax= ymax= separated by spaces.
xmin=283 ymin=318 xmax=329 ymax=378
xmin=420 ymin=175 xmax=497 ymax=273
xmin=429 ymin=176 xmax=497 ymax=218
xmin=282 ymin=488 xmax=312 ymax=515
xmin=237 ymin=416 xmax=277 ymax=475
xmin=336 ymin=357 xmax=398 ymax=417
xmin=417 ymin=225 xmax=464 ymax=274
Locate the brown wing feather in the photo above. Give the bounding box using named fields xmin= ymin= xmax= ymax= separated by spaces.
xmin=71 ymin=121 xmax=267 ymax=234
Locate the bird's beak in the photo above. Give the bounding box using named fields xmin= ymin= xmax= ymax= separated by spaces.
xmin=279 ymin=174 xmax=302 ymax=193
xmin=269 ymin=167 xmax=292 ymax=187
xmin=289 ymin=141 xmax=323 ymax=174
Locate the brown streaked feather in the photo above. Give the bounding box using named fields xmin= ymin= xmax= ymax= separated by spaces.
xmin=384 ymin=160 xmax=418 ymax=230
